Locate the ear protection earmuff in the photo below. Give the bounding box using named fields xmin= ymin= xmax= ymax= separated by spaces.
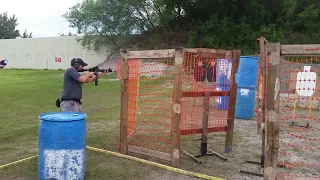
xmin=73 ymin=58 xmax=80 ymax=69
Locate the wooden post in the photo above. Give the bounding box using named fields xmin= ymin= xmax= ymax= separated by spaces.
xmin=225 ymin=50 xmax=240 ymax=153
xmin=120 ymin=49 xmax=129 ymax=154
xmin=263 ymin=42 xmax=268 ymax=126
xmin=259 ymin=36 xmax=268 ymax=169
xmin=201 ymin=89 xmax=210 ymax=155
xmin=258 ymin=36 xmax=267 ymax=135
xmin=264 ymin=43 xmax=281 ymax=180
xmin=257 ymin=74 xmax=264 ymax=135
xmin=171 ymin=47 xmax=183 ymax=167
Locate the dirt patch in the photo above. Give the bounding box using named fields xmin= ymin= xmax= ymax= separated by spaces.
xmin=144 ymin=170 xmax=198 ymax=180
xmin=170 ymin=119 xmax=265 ymax=180
xmin=276 ymin=107 xmax=320 ymax=179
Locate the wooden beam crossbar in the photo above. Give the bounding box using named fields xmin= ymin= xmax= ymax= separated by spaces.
xmin=180 ymin=127 xmax=227 ymax=135
xmin=127 ymin=49 xmax=175 ymax=59
xmin=126 ymin=48 xmax=233 ymax=59
xmin=184 ymin=48 xmax=233 ymax=59
xmin=182 ymin=91 xmax=230 ymax=97
xmin=281 ymin=44 xmax=320 ymax=55
xmin=196 ymin=52 xmax=227 ymax=59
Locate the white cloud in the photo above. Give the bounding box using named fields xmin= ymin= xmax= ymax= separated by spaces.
xmin=0 ymin=0 xmax=81 ymax=37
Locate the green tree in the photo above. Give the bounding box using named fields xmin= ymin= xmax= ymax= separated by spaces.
xmin=63 ymin=0 xmax=162 ymax=50
xmin=63 ymin=0 xmax=320 ymax=55
xmin=0 ymin=12 xmax=20 ymax=39
xmin=59 ymin=31 xmax=77 ymax=36
xmin=21 ymin=29 xmax=33 ymax=38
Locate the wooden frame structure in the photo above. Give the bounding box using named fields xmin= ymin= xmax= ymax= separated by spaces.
xmin=240 ymin=37 xmax=271 ymax=178
xmin=265 ymin=43 xmax=320 ymax=180
xmin=119 ymin=47 xmax=240 ymax=168
xmin=264 ymin=42 xmax=281 ymax=180
xmin=243 ymin=37 xmax=320 ymax=180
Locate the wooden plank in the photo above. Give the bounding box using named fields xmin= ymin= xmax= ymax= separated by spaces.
xmin=184 ymin=48 xmax=233 ymax=59
xmin=128 ymin=145 xmax=172 ymax=162
xmin=120 ymin=49 xmax=129 ymax=154
xmin=182 ymin=91 xmax=230 ymax=97
xmin=127 ymin=130 xmax=136 ymax=143
xmin=264 ymin=43 xmax=281 ymax=180
xmin=262 ymin=39 xmax=268 ymax=168
xmin=201 ymin=91 xmax=210 ymax=155
xmin=182 ymin=150 xmax=202 ymax=163
xmin=225 ymin=50 xmax=241 ymax=153
xmin=197 ymin=52 xmax=226 ymax=59
xmin=281 ymin=44 xmax=320 ymax=55
xmin=127 ymin=49 xmax=175 ymax=59
xmin=180 ymin=126 xmax=227 ymax=135
xmin=171 ymin=47 xmax=183 ymax=168
xmin=259 ymin=37 xmax=268 ymax=170
xmin=258 ymin=36 xmax=267 ymax=134
xmin=263 ymin=38 xmax=268 ymax=125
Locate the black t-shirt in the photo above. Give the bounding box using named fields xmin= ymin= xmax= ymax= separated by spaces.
xmin=60 ymin=68 xmax=82 ymax=100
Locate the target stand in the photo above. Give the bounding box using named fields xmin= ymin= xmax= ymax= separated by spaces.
xmin=182 ymin=79 xmax=228 ymax=163
xmin=180 ymin=54 xmax=237 ymax=164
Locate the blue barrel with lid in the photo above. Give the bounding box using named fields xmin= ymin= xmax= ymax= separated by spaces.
xmin=236 ymin=56 xmax=259 ymax=89
xmin=38 ymin=112 xmax=87 ymax=180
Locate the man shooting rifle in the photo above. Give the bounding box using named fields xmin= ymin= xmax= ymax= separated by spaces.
xmin=56 ymin=58 xmax=111 ymax=112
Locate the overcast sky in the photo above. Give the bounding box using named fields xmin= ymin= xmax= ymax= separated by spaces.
xmin=0 ymin=0 xmax=80 ymax=37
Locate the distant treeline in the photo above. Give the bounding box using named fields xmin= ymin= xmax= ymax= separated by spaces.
xmin=64 ymin=0 xmax=320 ymax=55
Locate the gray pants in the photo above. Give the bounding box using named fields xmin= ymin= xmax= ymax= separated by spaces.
xmin=60 ymin=100 xmax=82 ymax=112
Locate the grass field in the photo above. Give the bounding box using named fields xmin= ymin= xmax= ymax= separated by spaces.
xmin=0 ymin=69 xmax=270 ymax=180
xmin=2 ymin=69 xmax=319 ymax=180
xmin=0 ymin=69 xmax=201 ymax=180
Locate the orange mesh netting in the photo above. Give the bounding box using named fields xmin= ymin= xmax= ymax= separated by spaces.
xmin=180 ymin=52 xmax=231 ymax=135
xmin=117 ymin=58 xmax=175 ymax=160
xmin=277 ymin=56 xmax=320 ymax=179
xmin=116 ymin=52 xmax=232 ymax=160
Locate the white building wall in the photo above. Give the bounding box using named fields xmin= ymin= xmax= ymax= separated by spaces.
xmin=0 ymin=36 xmax=111 ymax=70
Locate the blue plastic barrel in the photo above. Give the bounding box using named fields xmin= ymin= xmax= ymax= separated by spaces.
xmin=235 ymin=88 xmax=256 ymax=119
xmin=236 ymin=56 xmax=259 ymax=89
xmin=38 ymin=112 xmax=87 ymax=180
xmin=215 ymin=83 xmax=230 ymax=111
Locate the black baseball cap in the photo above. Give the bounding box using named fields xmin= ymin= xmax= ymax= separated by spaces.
xmin=71 ymin=58 xmax=88 ymax=66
